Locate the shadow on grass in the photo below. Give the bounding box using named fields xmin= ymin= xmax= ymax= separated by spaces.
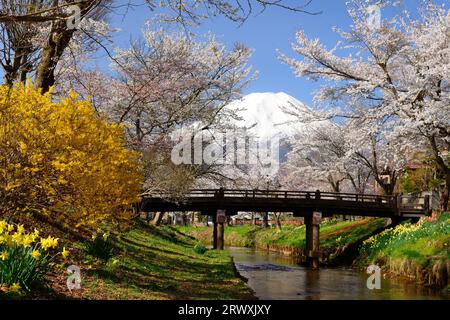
xmin=167 ymin=226 xmax=198 ymax=241
xmin=135 ymin=221 xmax=194 ymax=246
xmin=82 ymin=222 xmax=254 ymax=299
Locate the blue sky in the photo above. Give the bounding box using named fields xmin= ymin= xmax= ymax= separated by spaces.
xmin=107 ymin=0 xmax=349 ymax=106
xmin=105 ymin=0 xmax=446 ymax=106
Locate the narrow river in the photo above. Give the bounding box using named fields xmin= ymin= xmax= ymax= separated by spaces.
xmin=228 ymin=247 xmax=449 ymax=300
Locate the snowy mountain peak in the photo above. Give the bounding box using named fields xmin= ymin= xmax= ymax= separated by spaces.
xmin=226 ymin=92 xmax=309 ymax=138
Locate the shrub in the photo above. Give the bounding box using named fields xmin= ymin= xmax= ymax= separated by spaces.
xmin=0 ymin=83 xmax=143 ymax=227
xmin=85 ymin=231 xmax=116 ymax=261
xmin=0 ymin=221 xmax=69 ymax=294
xmin=194 ymin=243 xmax=207 ymax=254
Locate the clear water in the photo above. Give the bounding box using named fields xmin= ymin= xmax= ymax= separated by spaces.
xmin=228 ymin=247 xmax=449 ymax=300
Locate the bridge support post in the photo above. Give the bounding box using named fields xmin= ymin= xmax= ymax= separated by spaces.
xmin=212 ymin=210 xmax=226 ymax=250
xmin=305 ymin=212 xmax=321 ymax=270
xmin=216 ymin=210 xmax=226 ymax=250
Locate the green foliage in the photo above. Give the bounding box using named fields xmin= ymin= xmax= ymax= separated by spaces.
xmin=0 ymin=245 xmax=51 ymax=293
xmin=0 ymin=222 xmax=63 ymax=294
xmin=85 ymin=233 xmax=116 ymax=261
xmin=401 ymin=171 xmax=422 ymax=194
xmin=194 ymin=243 xmax=207 ymax=254
xmin=359 ymin=213 xmax=450 ymax=266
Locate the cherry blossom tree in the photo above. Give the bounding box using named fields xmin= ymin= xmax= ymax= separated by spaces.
xmin=0 ymin=1 xmax=113 ymax=90
xmin=280 ymin=0 xmax=449 ymax=207
xmin=65 ymin=26 xmax=253 ymax=196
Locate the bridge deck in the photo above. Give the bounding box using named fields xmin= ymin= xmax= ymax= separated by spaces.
xmin=140 ymin=189 xmax=430 ymax=218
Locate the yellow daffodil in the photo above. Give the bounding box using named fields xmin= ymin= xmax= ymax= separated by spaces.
xmin=0 ymin=251 xmax=9 ymax=261
xmin=30 ymin=250 xmax=41 ymax=259
xmin=16 ymin=224 xmax=25 ymax=234
xmin=22 ymin=234 xmax=34 ymax=247
xmin=9 ymin=282 xmax=21 ymax=293
xmin=32 ymin=228 xmax=39 ymax=240
xmin=7 ymin=224 xmax=14 ymax=232
xmin=0 ymin=220 xmax=7 ymax=233
xmin=61 ymin=247 xmax=69 ymax=259
xmin=40 ymin=236 xmax=59 ymax=250
xmin=11 ymin=232 xmax=22 ymax=244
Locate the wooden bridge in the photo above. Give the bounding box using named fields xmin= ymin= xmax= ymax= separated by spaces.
xmin=140 ymin=189 xmax=431 ymax=269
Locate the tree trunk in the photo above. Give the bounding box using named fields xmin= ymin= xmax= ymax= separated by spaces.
xmin=263 ymin=212 xmax=269 ymax=228
xmin=275 ymin=213 xmax=282 ymax=230
xmin=34 ymin=1 xmax=98 ymax=92
xmin=429 ymin=135 xmax=450 ymax=212
xmin=375 ymin=176 xmax=396 ymax=196
xmin=35 ymin=20 xmax=76 ymax=92
xmin=276 ymin=218 xmax=282 ymax=230
xmin=152 ymin=212 xmax=165 ymax=226
xmin=441 ymin=173 xmax=450 ymax=212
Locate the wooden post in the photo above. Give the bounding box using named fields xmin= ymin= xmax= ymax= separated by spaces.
xmin=396 ymin=194 xmax=402 ymax=216
xmin=217 ymin=222 xmax=224 ymax=250
xmin=213 ymin=217 xmax=218 ymax=249
xmin=424 ymin=195 xmax=430 ymax=216
xmin=315 ymin=189 xmax=321 ymax=200
xmin=305 ymin=212 xmax=321 ymax=270
xmin=216 ymin=209 xmax=226 ymax=250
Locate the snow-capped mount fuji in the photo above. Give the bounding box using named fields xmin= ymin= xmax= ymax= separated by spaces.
xmin=225 ymin=92 xmax=310 ymax=139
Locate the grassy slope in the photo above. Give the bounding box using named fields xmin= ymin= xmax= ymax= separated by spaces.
xmin=356 ymin=213 xmax=450 ymax=288
xmin=78 ymin=222 xmax=254 ymax=300
xmin=18 ymin=221 xmax=254 ymax=300
xmin=178 ymin=218 xmax=386 ymax=253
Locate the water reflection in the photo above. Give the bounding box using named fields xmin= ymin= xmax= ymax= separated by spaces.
xmin=229 ymin=247 xmax=449 ymax=300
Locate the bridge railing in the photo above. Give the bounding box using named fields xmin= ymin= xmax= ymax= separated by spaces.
xmin=144 ymin=189 xmax=395 ymax=203
xmin=217 ymin=189 xmax=395 ymax=203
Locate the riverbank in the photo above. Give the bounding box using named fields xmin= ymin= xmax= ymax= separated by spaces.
xmin=2 ymin=220 xmax=254 ymax=300
xmin=178 ymin=218 xmax=387 ymax=264
xmin=355 ymin=213 xmax=450 ymax=291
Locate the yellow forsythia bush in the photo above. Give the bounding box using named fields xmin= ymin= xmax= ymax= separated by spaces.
xmin=0 ymin=83 xmax=142 ymax=226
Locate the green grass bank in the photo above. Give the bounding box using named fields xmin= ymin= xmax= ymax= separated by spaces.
xmin=355 ymin=213 xmax=450 ymax=290
xmin=76 ymin=222 xmax=254 ymax=300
